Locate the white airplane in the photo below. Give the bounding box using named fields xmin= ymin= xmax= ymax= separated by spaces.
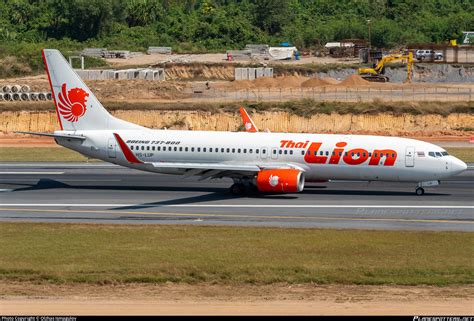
xmin=18 ymin=49 xmax=467 ymax=196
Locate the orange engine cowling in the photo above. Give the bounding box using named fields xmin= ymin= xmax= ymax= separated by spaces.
xmin=256 ymin=169 xmax=305 ymax=193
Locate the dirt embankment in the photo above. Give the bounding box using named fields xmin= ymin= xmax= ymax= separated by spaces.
xmin=2 ymin=282 xmax=472 ymax=315
xmin=2 ymin=110 xmax=473 ymax=137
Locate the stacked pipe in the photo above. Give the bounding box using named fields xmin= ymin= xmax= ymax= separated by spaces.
xmin=1 ymin=84 xmax=52 ymax=102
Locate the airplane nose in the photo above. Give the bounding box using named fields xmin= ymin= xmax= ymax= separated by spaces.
xmin=451 ymin=157 xmax=467 ymax=174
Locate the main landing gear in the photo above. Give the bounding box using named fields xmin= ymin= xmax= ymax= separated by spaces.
xmin=229 ymin=179 xmax=257 ymax=196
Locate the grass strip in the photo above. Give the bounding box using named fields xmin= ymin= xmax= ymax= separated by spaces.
xmin=0 ymin=223 xmax=472 ymax=285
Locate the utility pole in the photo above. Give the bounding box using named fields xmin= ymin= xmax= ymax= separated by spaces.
xmin=367 ymin=19 xmax=372 ymax=63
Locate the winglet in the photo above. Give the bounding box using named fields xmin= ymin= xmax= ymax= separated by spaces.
xmin=239 ymin=107 xmax=259 ymax=132
xmin=113 ymin=133 xmax=143 ymax=164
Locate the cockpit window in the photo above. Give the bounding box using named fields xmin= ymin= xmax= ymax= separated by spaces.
xmin=435 ymin=152 xmax=442 ymax=157
xmin=428 ymin=152 xmax=435 ymax=157
xmin=429 ymin=151 xmax=448 ymax=158
xmin=441 ymin=151 xmax=449 ymax=156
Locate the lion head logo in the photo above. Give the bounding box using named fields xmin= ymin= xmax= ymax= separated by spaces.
xmin=245 ymin=122 xmax=252 ymax=130
xmin=57 ymin=83 xmax=89 ymax=122
xmin=269 ymin=175 xmax=279 ymax=187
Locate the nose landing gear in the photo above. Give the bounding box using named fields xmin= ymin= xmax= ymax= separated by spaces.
xmin=415 ymin=187 xmax=425 ymax=196
xmin=415 ymin=180 xmax=440 ymax=196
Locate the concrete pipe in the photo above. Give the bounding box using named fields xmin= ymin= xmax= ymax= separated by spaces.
xmin=20 ymin=85 xmax=30 ymax=93
xmin=11 ymin=85 xmax=22 ymax=93
xmin=4 ymin=93 xmax=13 ymax=101
xmin=46 ymin=92 xmax=53 ymax=100
xmin=2 ymin=85 xmax=12 ymax=93
xmin=38 ymin=93 xmax=47 ymax=101
xmin=20 ymin=93 xmax=30 ymax=101
xmin=13 ymin=93 xmax=21 ymax=101
xmin=30 ymin=93 xmax=38 ymax=101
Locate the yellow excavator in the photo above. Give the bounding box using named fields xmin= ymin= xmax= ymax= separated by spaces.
xmin=358 ymin=52 xmax=413 ymax=83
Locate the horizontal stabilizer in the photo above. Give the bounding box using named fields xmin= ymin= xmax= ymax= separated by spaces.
xmin=14 ymin=131 xmax=86 ymax=140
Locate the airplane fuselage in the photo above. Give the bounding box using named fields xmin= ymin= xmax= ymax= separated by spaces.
xmin=56 ymin=129 xmax=466 ymax=183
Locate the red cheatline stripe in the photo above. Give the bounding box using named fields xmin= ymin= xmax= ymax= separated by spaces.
xmin=113 ymin=133 xmax=143 ymax=164
xmin=42 ymin=49 xmax=63 ymax=130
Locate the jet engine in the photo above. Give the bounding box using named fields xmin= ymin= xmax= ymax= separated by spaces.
xmin=256 ymin=169 xmax=305 ymax=193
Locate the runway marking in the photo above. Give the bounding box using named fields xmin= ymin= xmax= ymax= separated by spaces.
xmin=0 ymin=204 xmax=472 ymax=209
xmin=0 ymin=208 xmax=472 ymax=225
xmin=0 ymin=172 xmax=64 ymax=175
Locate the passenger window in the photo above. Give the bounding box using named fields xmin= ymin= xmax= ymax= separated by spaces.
xmin=221 ymin=148 xmax=224 ymax=152
xmin=320 ymin=151 xmax=323 ymax=156
xmin=356 ymin=152 xmax=360 ymax=157
xmin=362 ymin=152 xmax=366 ymax=157
xmin=174 ymin=147 xmax=177 ymax=151
xmin=374 ymin=153 xmax=377 ymax=157
xmin=290 ymin=150 xmax=293 ymax=155
xmin=391 ymin=153 xmax=394 ymax=157
xmin=284 ymin=150 xmax=288 ymax=155
xmin=345 ymin=152 xmax=348 ymax=156
xmin=351 ymin=152 xmax=354 ymax=156
xmin=232 ymin=148 xmax=235 ymax=153
xmin=238 ymin=148 xmax=241 ymax=153
xmin=185 ymin=147 xmax=188 ymax=152
xmin=314 ymin=151 xmax=317 ymax=155
xmin=249 ymin=149 xmax=253 ymax=153
xmin=227 ymin=148 xmax=230 ymax=153
xmin=152 ymin=146 xmax=155 ymax=151
xmin=301 ymin=151 xmax=305 ymax=155
xmin=204 ymin=148 xmax=207 ymax=152
xmin=339 ymin=152 xmax=342 ymax=156
xmin=278 ymin=150 xmax=282 ymax=154
xmin=368 ymin=152 xmax=371 ymax=157
xmin=157 ymin=146 xmax=161 ymax=151
xmin=256 ymin=149 xmax=259 ymax=153
xmin=141 ymin=146 xmax=144 ymax=151
xmin=130 ymin=146 xmax=134 ymax=150
xmin=197 ymin=147 xmax=201 ymax=152
xmin=179 ymin=147 xmax=182 ymax=151
xmin=209 ymin=148 xmax=212 ymax=152
xmin=168 ymin=147 xmax=172 ymax=151
xmin=326 ymin=151 xmax=329 ymax=156
xmin=243 ymin=149 xmax=247 ymax=153
xmin=191 ymin=147 xmax=195 ymax=152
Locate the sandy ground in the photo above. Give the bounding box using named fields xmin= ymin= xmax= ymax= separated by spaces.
xmin=105 ymin=53 xmax=360 ymax=67
xmin=1 ymin=282 xmax=472 ymax=315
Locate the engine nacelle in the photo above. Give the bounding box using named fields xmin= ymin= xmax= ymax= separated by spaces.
xmin=256 ymin=169 xmax=305 ymax=193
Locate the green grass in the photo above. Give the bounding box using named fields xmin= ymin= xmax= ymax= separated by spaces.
xmin=0 ymin=223 xmax=472 ymax=285
xmin=0 ymin=147 xmax=94 ymax=162
xmin=1 ymin=101 xmax=473 ymax=116
xmin=1 ymin=147 xmax=472 ymax=163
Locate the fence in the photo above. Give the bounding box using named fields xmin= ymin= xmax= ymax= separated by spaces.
xmin=188 ymin=86 xmax=473 ymax=103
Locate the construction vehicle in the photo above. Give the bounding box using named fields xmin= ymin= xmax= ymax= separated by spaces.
xmin=358 ymin=52 xmax=413 ymax=83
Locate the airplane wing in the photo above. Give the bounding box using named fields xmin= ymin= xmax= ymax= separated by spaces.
xmin=239 ymin=107 xmax=259 ymax=132
xmin=114 ymin=132 xmax=304 ymax=180
xmin=145 ymin=161 xmax=305 ymax=180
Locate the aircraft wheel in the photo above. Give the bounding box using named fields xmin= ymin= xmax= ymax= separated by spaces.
xmin=415 ymin=187 xmax=425 ymax=196
xmin=230 ymin=183 xmax=245 ymax=195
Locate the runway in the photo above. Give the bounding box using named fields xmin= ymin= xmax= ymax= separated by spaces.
xmin=0 ymin=162 xmax=473 ymax=231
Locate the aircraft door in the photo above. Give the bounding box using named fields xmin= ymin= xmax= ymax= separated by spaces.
xmin=107 ymin=137 xmax=116 ymax=158
xmin=405 ymin=146 xmax=415 ymax=167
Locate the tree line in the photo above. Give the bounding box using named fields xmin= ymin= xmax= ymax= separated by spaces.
xmin=0 ymin=0 xmax=472 ymax=51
